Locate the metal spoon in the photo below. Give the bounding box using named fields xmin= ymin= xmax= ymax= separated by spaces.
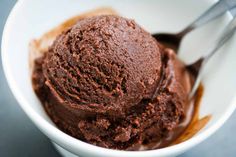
xmin=152 ymin=0 xmax=236 ymax=52
xmin=188 ymin=15 xmax=236 ymax=98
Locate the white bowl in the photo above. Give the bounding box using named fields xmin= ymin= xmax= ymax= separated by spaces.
xmin=2 ymin=0 xmax=236 ymax=157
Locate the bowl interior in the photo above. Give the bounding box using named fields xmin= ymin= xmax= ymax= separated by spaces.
xmin=2 ymin=0 xmax=236 ymax=157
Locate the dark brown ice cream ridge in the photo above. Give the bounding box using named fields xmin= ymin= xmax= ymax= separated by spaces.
xmin=32 ymin=15 xmax=192 ymax=150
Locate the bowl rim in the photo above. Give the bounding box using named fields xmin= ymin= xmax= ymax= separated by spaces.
xmin=2 ymin=0 xmax=236 ymax=156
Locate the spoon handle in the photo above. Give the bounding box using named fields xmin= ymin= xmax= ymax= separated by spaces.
xmin=180 ymin=0 xmax=236 ymax=36
xmin=203 ymin=15 xmax=236 ymax=64
xmin=189 ymin=16 xmax=236 ymax=98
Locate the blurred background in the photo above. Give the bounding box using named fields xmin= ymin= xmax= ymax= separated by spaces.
xmin=0 ymin=0 xmax=236 ymax=157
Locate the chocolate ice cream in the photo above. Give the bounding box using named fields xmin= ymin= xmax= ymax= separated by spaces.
xmin=32 ymin=15 xmax=192 ymax=150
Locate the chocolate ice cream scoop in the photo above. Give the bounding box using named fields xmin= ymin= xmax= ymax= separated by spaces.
xmin=43 ymin=15 xmax=162 ymax=118
xmin=32 ymin=15 xmax=192 ymax=150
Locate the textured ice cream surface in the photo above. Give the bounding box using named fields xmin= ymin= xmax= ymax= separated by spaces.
xmin=32 ymin=15 xmax=192 ymax=150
